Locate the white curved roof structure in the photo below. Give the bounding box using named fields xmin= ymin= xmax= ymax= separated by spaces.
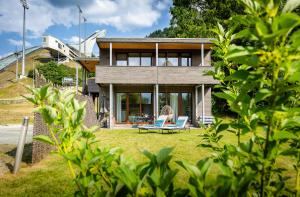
xmin=42 ymin=30 xmax=106 ymax=61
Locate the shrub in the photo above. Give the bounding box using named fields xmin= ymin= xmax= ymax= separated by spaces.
xmin=36 ymin=61 xmax=82 ymax=85
xmin=25 ymin=0 xmax=300 ymax=196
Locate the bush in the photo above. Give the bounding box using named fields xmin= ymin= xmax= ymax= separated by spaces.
xmin=25 ymin=0 xmax=300 ymax=196
xmin=36 ymin=61 xmax=82 ymax=85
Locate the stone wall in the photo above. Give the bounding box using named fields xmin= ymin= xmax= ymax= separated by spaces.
xmin=32 ymin=72 xmax=98 ymax=163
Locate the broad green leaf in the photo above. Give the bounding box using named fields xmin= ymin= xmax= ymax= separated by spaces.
xmin=225 ymin=70 xmax=250 ymax=81
xmin=214 ymin=92 xmax=235 ymax=103
xmin=255 ymin=89 xmax=272 ymax=102
xmin=273 ymin=131 xmax=297 ymax=140
xmin=217 ymin=123 xmax=229 ymax=133
xmin=226 ymin=45 xmax=254 ymax=59
xmin=282 ymin=0 xmax=300 ymax=13
xmin=40 ymin=84 xmax=50 ymax=100
xmin=157 ymin=147 xmax=173 ymax=164
xmin=256 ymin=20 xmax=269 ymax=36
xmin=33 ymin=135 xmax=54 ymax=145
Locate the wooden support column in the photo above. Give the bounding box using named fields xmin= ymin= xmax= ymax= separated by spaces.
xmin=155 ymin=43 xmax=159 ymax=66
xmin=201 ymin=84 xmax=205 ymax=125
xmin=153 ymin=85 xmax=156 ymax=120
xmin=109 ymin=83 xmax=113 ymax=128
xmin=109 ymin=42 xmax=112 ymax=66
xmin=98 ymin=95 xmax=101 ymax=119
xmin=201 ymin=43 xmax=204 ymax=66
xmin=155 ymin=43 xmax=159 ymax=120
xmin=195 ymin=86 xmax=198 ymax=121
xmin=155 ymin=84 xmax=159 ymax=120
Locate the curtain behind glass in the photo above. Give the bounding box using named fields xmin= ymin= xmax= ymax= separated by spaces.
xmin=116 ymin=93 xmax=122 ymax=122
xmin=170 ymin=93 xmax=178 ymax=122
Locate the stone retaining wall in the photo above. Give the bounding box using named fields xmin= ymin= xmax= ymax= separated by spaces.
xmin=31 ymin=72 xmax=98 ymax=163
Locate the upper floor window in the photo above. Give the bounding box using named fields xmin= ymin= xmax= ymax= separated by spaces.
xmin=128 ymin=53 xmax=140 ymax=66
xmin=116 ymin=54 xmax=127 ymax=66
xmin=141 ymin=53 xmax=152 ymax=66
xmin=167 ymin=53 xmax=179 ymax=66
xmin=117 ymin=53 xmax=153 ymax=66
xmin=158 ymin=53 xmax=167 ymax=66
xmin=158 ymin=53 xmax=190 ymax=66
xmin=116 ymin=52 xmax=191 ymax=66
xmin=181 ymin=53 xmax=192 ymax=67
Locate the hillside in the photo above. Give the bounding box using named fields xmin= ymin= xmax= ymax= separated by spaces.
xmin=0 ymin=48 xmax=79 ymax=99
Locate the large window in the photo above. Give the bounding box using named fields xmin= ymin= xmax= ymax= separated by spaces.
xmin=116 ymin=93 xmax=153 ymax=123
xmin=117 ymin=53 xmax=153 ymax=66
xmin=181 ymin=53 xmax=192 ymax=66
xmin=116 ymin=52 xmax=191 ymax=66
xmin=128 ymin=53 xmax=140 ymax=66
xmin=116 ymin=54 xmax=127 ymax=66
xmin=167 ymin=53 xmax=179 ymax=66
xmin=158 ymin=53 xmax=191 ymax=66
xmin=141 ymin=53 xmax=152 ymax=66
xmin=159 ymin=92 xmax=192 ymax=122
xmin=158 ymin=53 xmax=167 ymax=66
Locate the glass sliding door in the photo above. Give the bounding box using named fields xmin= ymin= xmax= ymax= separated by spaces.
xmin=141 ymin=93 xmax=152 ymax=117
xmin=170 ymin=93 xmax=178 ymax=121
xmin=116 ymin=93 xmax=127 ymax=123
xmin=128 ymin=93 xmax=140 ymax=122
xmin=159 ymin=92 xmax=192 ymax=122
xmin=116 ymin=93 xmax=153 ymax=123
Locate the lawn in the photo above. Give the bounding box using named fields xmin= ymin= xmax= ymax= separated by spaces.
xmin=0 ymin=129 xmax=296 ymax=196
xmin=0 ymin=102 xmax=34 ymax=125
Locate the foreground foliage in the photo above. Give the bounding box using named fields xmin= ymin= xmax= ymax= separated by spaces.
xmin=25 ymin=0 xmax=300 ymax=196
xmin=207 ymin=0 xmax=300 ymax=196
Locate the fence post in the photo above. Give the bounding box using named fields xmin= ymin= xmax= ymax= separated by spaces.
xmin=13 ymin=116 xmax=29 ymax=174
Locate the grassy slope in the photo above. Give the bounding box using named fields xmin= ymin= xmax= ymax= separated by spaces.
xmin=0 ymin=48 xmax=80 ymax=124
xmin=0 ymin=102 xmax=34 ymax=125
xmin=0 ymin=129 xmax=296 ymax=196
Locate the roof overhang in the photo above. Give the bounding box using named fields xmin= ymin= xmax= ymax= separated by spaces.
xmin=75 ymin=57 xmax=99 ymax=72
xmin=97 ymin=38 xmax=214 ymax=50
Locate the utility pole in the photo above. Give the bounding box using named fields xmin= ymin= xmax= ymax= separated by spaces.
xmin=14 ymin=48 xmax=19 ymax=81
xmin=20 ymin=0 xmax=29 ymax=78
xmin=83 ymin=17 xmax=87 ymax=57
xmin=76 ymin=4 xmax=82 ymax=94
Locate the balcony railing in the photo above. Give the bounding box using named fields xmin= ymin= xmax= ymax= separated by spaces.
xmin=95 ymin=65 xmax=217 ymax=85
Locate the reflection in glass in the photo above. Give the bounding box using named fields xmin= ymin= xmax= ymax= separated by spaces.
xmin=116 ymin=93 xmax=127 ymax=122
xmin=141 ymin=93 xmax=152 ymax=117
xmin=181 ymin=53 xmax=191 ymax=66
xmin=167 ymin=53 xmax=178 ymax=66
xmin=159 ymin=92 xmax=192 ymax=122
xmin=128 ymin=53 xmax=140 ymax=66
xmin=116 ymin=54 xmax=127 ymax=66
xmin=158 ymin=53 xmax=167 ymax=66
xmin=141 ymin=53 xmax=152 ymax=66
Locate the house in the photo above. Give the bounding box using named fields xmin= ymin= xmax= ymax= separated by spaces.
xmin=77 ymin=38 xmax=218 ymax=128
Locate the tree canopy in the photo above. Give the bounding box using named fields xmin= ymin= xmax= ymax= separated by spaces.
xmin=148 ymin=0 xmax=300 ymax=38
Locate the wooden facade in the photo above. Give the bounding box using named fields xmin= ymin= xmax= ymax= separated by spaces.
xmin=78 ymin=38 xmax=218 ymax=128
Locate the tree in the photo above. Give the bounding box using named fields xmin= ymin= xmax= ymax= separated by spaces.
xmin=148 ymin=0 xmax=245 ymax=38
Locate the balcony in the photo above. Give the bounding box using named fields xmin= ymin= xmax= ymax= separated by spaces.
xmin=95 ymin=65 xmax=218 ymax=85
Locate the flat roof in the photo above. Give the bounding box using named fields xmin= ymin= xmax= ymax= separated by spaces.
xmin=97 ymin=38 xmax=214 ymax=50
xmin=97 ymin=37 xmax=214 ymax=44
xmin=75 ymin=57 xmax=99 ymax=72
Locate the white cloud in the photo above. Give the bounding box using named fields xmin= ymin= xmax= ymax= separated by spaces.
xmin=64 ymin=36 xmax=83 ymax=45
xmin=8 ymin=38 xmax=32 ymax=47
xmin=0 ymin=0 xmax=171 ymax=37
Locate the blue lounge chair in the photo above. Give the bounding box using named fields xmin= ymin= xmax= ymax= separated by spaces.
xmin=161 ymin=116 xmax=189 ymax=133
xmin=138 ymin=115 xmax=167 ymax=133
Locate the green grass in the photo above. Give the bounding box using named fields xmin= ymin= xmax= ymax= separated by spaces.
xmin=0 ymin=102 xmax=34 ymax=125
xmin=0 ymin=129 xmax=296 ymax=196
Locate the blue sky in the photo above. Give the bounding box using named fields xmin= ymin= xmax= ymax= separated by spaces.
xmin=0 ymin=0 xmax=171 ymax=58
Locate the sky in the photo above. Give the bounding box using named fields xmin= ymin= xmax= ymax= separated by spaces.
xmin=0 ymin=0 xmax=171 ymax=58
